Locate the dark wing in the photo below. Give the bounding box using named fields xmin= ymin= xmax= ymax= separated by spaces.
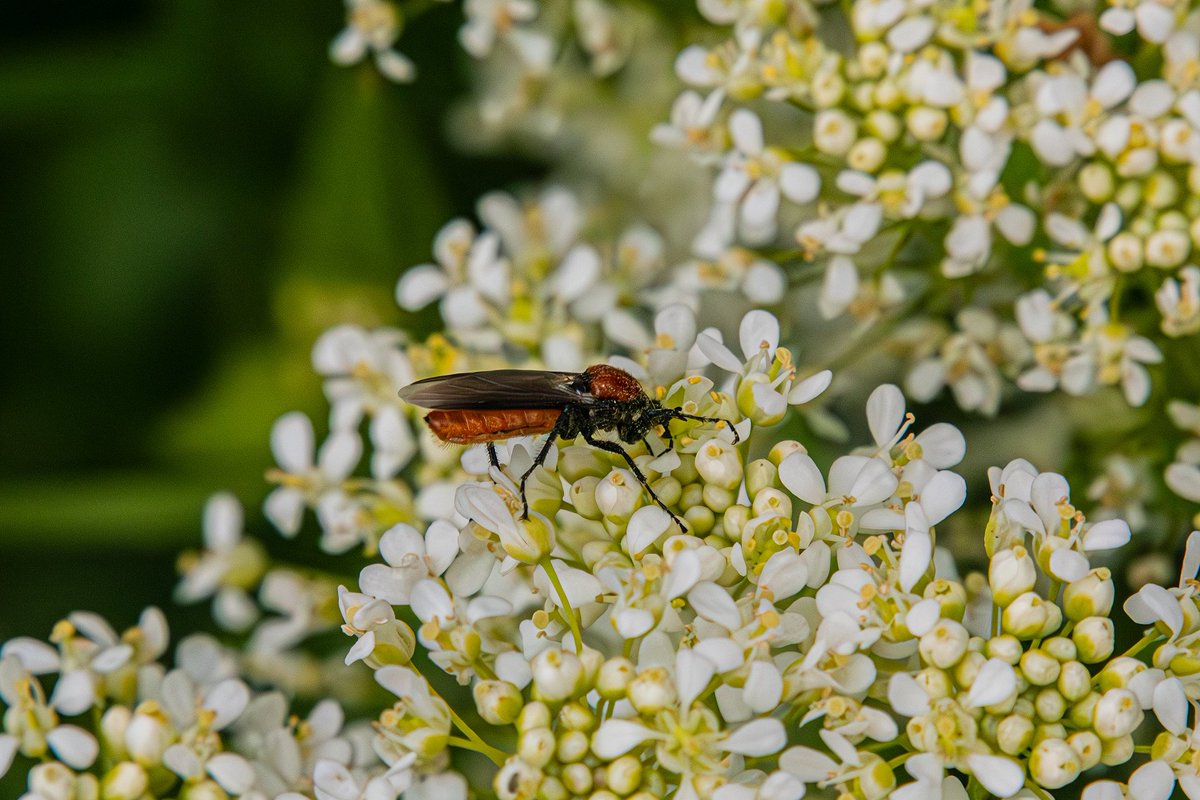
xmin=398 ymin=369 xmax=595 ymax=409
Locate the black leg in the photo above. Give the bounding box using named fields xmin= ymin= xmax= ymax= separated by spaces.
xmin=518 ymin=414 xmax=571 ymax=519
xmin=487 ymin=443 xmax=500 ymax=469
xmin=642 ymin=435 xmax=660 ymax=458
xmin=667 ymin=411 xmax=740 ymax=444
xmin=582 ymin=430 xmax=687 ymax=531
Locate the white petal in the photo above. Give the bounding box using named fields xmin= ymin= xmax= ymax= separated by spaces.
xmin=696 ymin=332 xmax=744 ymax=373
xmin=676 ymin=649 xmax=715 ymax=708
xmin=688 ymin=582 xmax=743 ymax=630
xmin=1154 ymin=677 xmax=1188 ymax=734
xmin=1128 ymin=760 xmax=1176 ymax=800
xmin=965 ymin=754 xmax=1024 ymax=798
xmin=899 ymin=529 xmax=931 ymax=593
xmin=729 ymin=109 xmax=764 ymax=155
xmin=743 ymin=661 xmax=783 ymax=713
xmin=272 ymin=412 xmax=314 ymax=473
xmin=592 ymin=719 xmax=658 ymax=759
xmin=1048 ymin=548 xmax=1090 ymax=582
xmin=209 ymin=753 xmax=256 ymax=794
xmin=1 ymin=639 xmax=59 ymax=674
xmin=722 ymin=718 xmax=785 ymax=756
xmin=914 ymin=424 xmax=965 ymax=469
xmin=1125 ymin=584 xmax=1184 ymax=635
xmin=780 ymin=163 xmax=820 ymax=203
xmin=779 ymin=746 xmax=839 ymax=782
xmin=739 ymin=310 xmax=780 ymax=361
xmin=47 ymin=725 xmax=98 ymax=769
xmin=0 ymin=734 xmax=16 ymax=779
xmin=887 ymin=672 xmax=930 ymax=718
xmin=789 ymin=370 xmax=832 ymax=404
xmin=866 ymin=384 xmax=906 ymax=447
xmin=396 ymin=265 xmax=451 ymax=310
xmin=204 ymin=679 xmax=250 ymax=730
xmin=626 ymin=506 xmax=672 ymax=555
xmin=1083 ymin=519 xmax=1131 ymax=551
xmin=965 ymin=659 xmax=1016 ymax=708
xmin=779 ymin=452 xmax=826 ymax=504
xmin=918 ymin=471 xmax=966 ymax=526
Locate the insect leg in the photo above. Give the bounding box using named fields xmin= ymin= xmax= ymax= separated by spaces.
xmin=487 ymin=443 xmax=500 ymax=469
xmin=517 ymin=412 xmax=571 ymax=520
xmin=641 ymin=436 xmax=660 ymax=458
xmin=581 ymin=430 xmax=687 ymax=531
xmin=667 ymin=411 xmax=741 ymax=444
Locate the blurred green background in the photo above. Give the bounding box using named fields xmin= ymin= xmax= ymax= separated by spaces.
xmin=0 ymin=0 xmax=538 ymax=643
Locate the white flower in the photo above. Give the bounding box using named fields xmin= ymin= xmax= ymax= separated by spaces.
xmin=264 ymin=412 xmax=362 ymax=537
xmin=1100 ymin=0 xmax=1177 ymax=43
xmin=714 ymin=110 xmax=820 ymax=244
xmin=1031 ymin=62 xmax=1137 ymax=166
xmin=329 ymin=0 xmax=415 ymax=82
xmin=652 ymin=90 xmax=726 ymax=162
xmin=460 ymin=0 xmax=554 ymax=70
xmin=175 ymin=493 xmax=262 ymax=631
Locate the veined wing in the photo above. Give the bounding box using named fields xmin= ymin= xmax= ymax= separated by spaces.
xmin=398 ymin=369 xmax=595 ymax=409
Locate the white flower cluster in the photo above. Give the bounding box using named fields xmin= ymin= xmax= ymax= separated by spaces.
xmin=0 ymin=609 xmax=407 ymax=800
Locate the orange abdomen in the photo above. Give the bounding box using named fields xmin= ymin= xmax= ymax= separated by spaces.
xmin=425 ymin=408 xmax=563 ymax=444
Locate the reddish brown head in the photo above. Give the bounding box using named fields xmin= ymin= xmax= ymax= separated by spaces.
xmin=585 ymin=364 xmax=646 ymax=402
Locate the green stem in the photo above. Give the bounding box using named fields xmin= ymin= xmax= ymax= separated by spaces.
xmin=448 ymin=707 xmax=507 ymax=766
xmin=886 ymin=751 xmax=916 ymax=770
xmin=1121 ymin=631 xmax=1163 ymax=660
xmin=541 ymin=558 xmax=585 ymax=651
xmin=1024 ymin=781 xmax=1054 ymax=800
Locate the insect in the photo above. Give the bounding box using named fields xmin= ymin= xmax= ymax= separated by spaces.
xmin=398 ymin=364 xmax=739 ymax=529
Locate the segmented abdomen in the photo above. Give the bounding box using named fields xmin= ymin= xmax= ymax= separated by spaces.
xmin=425 ymin=408 xmax=562 ymax=444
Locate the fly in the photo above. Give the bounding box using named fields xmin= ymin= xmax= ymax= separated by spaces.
xmin=398 ymin=364 xmax=738 ymax=530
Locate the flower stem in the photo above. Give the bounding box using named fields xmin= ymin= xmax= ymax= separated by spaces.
xmin=541 ymin=557 xmax=585 ymax=651
xmin=1120 ymin=630 xmax=1163 ymax=660
xmin=1024 ymin=782 xmax=1054 ymax=800
xmin=448 ymin=708 xmax=508 ymax=766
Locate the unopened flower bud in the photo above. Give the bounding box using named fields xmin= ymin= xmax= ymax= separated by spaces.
xmin=102 ymin=762 xmax=148 ymax=800
xmin=953 ymin=650 xmax=986 ymax=691
xmin=1020 ymin=649 xmax=1061 ymax=686
xmin=923 ymin=579 xmax=967 ymax=621
xmin=848 ymin=138 xmax=887 ymax=173
xmin=1034 ymin=722 xmax=1068 ymax=744
xmin=1002 ymin=592 xmax=1050 ymax=639
xmin=518 ymin=701 xmax=551 ymax=733
xmin=701 ymin=484 xmax=735 ymax=514
xmin=562 ymin=762 xmax=593 ymax=795
xmin=570 ymin=477 xmax=603 ymax=519
xmin=495 ymin=758 xmax=542 ymax=800
xmin=30 ymin=763 xmax=76 ymax=800
xmin=1068 ymin=731 xmax=1102 ymax=770
xmin=1057 ymin=661 xmax=1091 ymax=702
xmin=855 ymin=754 xmax=895 ymax=800
xmin=1035 ymin=687 xmax=1066 ymax=723
xmin=182 ymin=779 xmax=231 ymax=800
xmin=558 ymin=729 xmax=590 ymax=763
xmin=750 ymin=488 xmax=792 ymax=520
xmin=694 ymin=440 xmax=743 ymax=490
xmin=100 ymin=706 xmax=131 ymax=760
xmin=997 ymin=714 xmax=1035 ymax=755
xmin=1107 ymin=233 xmax=1144 ymax=272
xmin=1079 ymin=163 xmax=1114 ymax=201
xmin=989 ymin=546 xmax=1036 ymax=606
xmin=501 ymin=514 xmax=556 ymax=564
xmin=986 ymin=635 xmax=1023 ymax=665
xmin=474 ymin=680 xmax=524 ymax=726
xmin=914 ymin=667 xmax=953 ymax=701
xmin=1063 ymin=569 xmax=1114 ymax=621
xmin=1146 ymin=229 xmax=1190 ymax=268
xmin=519 ymin=727 xmax=557 ymax=768
xmin=532 ymin=649 xmax=584 ymax=702
xmin=906 ymin=106 xmax=948 ymax=141
xmin=597 ymin=657 xmax=634 ymax=700
xmin=1092 ymin=688 xmax=1143 ymax=739
xmin=1042 ymin=637 xmax=1077 ymax=662
xmin=539 ymin=776 xmax=568 ymax=800
xmin=745 ymin=459 xmax=778 ymax=498
xmin=627 ymin=666 xmax=676 ymax=714
xmin=606 ymin=755 xmax=643 ymax=796
xmin=1100 ymin=734 xmax=1134 ymax=766
xmin=1069 ymin=692 xmax=1101 ymax=728
xmin=1029 ymin=738 xmax=1082 ymax=789
xmin=596 ymin=470 xmax=644 ymax=522
xmin=919 ymin=620 xmax=969 ymax=669
xmin=1072 ymin=617 xmax=1115 ymax=664
xmin=560 ymin=701 xmax=596 ymax=732
xmin=768 ymin=440 xmax=805 ymax=466
xmin=125 ymin=702 xmax=172 ymax=766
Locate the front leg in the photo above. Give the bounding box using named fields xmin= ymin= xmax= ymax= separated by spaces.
xmin=581 ymin=429 xmax=687 ymax=531
xmin=517 ymin=409 xmax=572 ymax=519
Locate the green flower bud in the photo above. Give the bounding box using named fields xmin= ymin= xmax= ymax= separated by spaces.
xmin=746 ymin=459 xmax=779 ymax=497
xmin=1035 ymin=687 xmax=1066 ymax=723
xmin=539 ymin=776 xmax=568 ymax=800
xmin=1037 ymin=603 xmax=1064 ymax=639
xmin=500 ymin=515 xmax=556 ymax=564
xmin=768 ymin=440 xmax=805 ymax=466
xmin=649 ymin=476 xmax=682 ymax=510
xmin=1093 ymin=688 xmax=1143 ymax=739
xmin=683 ymin=505 xmax=716 ymax=536
xmin=474 ymin=680 xmax=524 ymax=726
xmin=1042 ymin=637 xmax=1077 ymax=662
xmin=1072 ymin=617 xmax=1115 ymax=664
xmin=102 ymin=762 xmax=148 ymax=800
xmin=1069 ymin=692 xmax=1101 ymax=729
xmin=627 ymin=666 xmax=676 ymax=714
xmin=723 ymin=505 xmax=751 ymax=540
xmin=560 ymin=701 xmax=595 ymax=732
xmin=1033 ymin=722 xmax=1067 ymax=745
xmin=1068 ymin=731 xmax=1102 ymax=770
xmin=519 ymin=727 xmax=557 ymax=768
xmin=701 ymin=484 xmax=736 ymax=513
xmin=557 ymin=730 xmax=590 ymax=763
xmin=100 ymin=706 xmax=132 ymax=761
xmin=1100 ymin=733 xmax=1135 ymax=766
xmin=1063 ymin=568 xmax=1114 ymax=621
xmin=496 ymin=758 xmax=543 ymax=800
xmin=562 ymin=763 xmax=593 ymax=795
xmin=751 ymin=488 xmax=792 ymax=520
xmin=680 ymin=483 xmax=704 ymax=510
xmin=924 ymin=579 xmax=967 ymax=621
xmin=180 ymin=779 xmax=230 ymax=800
xmin=1096 ymin=657 xmax=1145 ymax=691
xmin=559 ymin=445 xmax=609 ymax=482
xmin=914 ymin=667 xmax=953 ymax=701
xmin=570 ymin=477 xmax=603 ymax=519
xmin=997 ymin=714 xmax=1035 ymax=755
xmin=1057 ymin=661 xmax=1092 ymax=702
xmin=919 ymin=620 xmax=970 ymax=669
xmin=1029 ymin=738 xmax=1082 ymax=789
xmin=597 ymin=658 xmax=634 ymax=700
xmin=605 ymin=755 xmax=643 ymax=796
xmin=1002 ymin=592 xmax=1050 ymax=639
xmin=737 ymin=374 xmax=786 ymax=426
xmin=1152 ymin=730 xmax=1189 ymax=762
xmin=1020 ymin=649 xmax=1061 ymax=686
xmin=989 ymin=546 xmax=1037 ymax=607
xmin=596 ymin=471 xmax=644 ymax=523
xmin=695 ymin=440 xmax=743 ymax=490
xmin=531 ymin=649 xmax=584 ymax=703
xmin=986 ymin=635 xmax=1023 ymax=665
xmin=518 ymin=700 xmax=551 ymax=732
xmin=855 ymin=754 xmax=896 ymax=800
xmin=954 ymin=651 xmax=986 ymax=691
